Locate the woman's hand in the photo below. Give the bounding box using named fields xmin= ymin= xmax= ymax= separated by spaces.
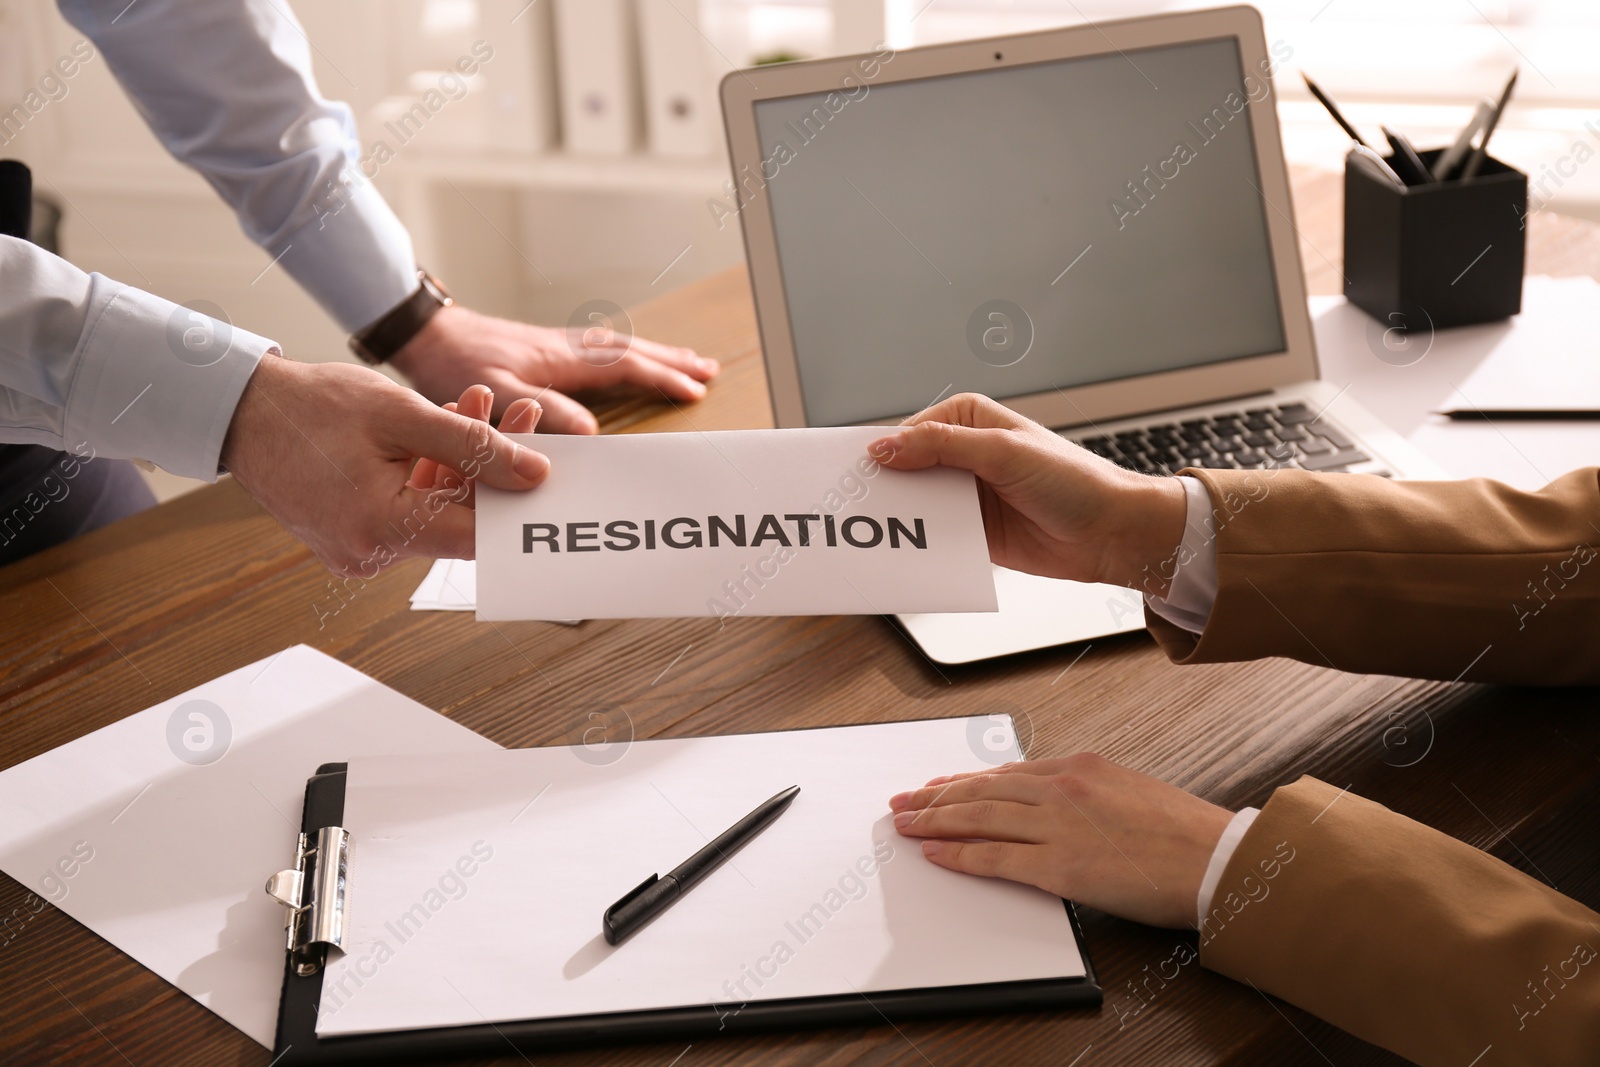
xmin=869 ymin=393 xmax=1187 ymax=595
xmin=888 ymin=754 xmax=1232 ymax=929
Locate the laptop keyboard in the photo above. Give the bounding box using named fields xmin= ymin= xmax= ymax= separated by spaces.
xmin=1071 ymin=402 xmax=1387 ymax=476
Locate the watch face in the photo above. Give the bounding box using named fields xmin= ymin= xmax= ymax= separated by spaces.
xmin=420 ymin=272 xmax=452 ymax=304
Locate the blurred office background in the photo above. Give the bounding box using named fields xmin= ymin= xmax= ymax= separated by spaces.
xmin=1 ymin=0 xmax=1597 ymax=500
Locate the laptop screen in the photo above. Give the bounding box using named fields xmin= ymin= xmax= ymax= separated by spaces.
xmin=752 ymin=37 xmax=1287 ymax=426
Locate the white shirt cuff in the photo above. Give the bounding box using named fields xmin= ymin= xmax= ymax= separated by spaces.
xmin=1196 ymin=807 xmax=1261 ymax=926
xmin=65 ymin=283 xmax=273 ymax=481
xmin=1144 ymin=475 xmax=1219 ymax=634
xmin=269 ymin=177 xmax=418 ymax=334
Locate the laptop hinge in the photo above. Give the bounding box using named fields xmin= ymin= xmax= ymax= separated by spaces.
xmin=1047 ymin=388 xmax=1278 ymax=433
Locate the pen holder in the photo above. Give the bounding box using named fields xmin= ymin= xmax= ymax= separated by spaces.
xmin=1343 ymin=148 xmax=1527 ymax=330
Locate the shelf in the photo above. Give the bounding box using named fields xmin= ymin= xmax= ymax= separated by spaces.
xmin=383 ymin=151 xmax=730 ymax=194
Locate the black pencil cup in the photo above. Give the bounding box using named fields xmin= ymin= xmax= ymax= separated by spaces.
xmin=1343 ymin=147 xmax=1527 ymax=330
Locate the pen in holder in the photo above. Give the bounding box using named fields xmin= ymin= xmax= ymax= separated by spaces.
xmin=1343 ymin=147 xmax=1527 ymax=330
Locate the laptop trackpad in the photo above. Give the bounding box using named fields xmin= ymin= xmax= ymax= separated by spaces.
xmin=895 ymin=566 xmax=1146 ymax=666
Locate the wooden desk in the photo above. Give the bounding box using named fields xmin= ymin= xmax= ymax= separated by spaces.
xmin=3 ymin=171 xmax=1597 ymax=1067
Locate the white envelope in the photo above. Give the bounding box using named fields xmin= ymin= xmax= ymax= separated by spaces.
xmin=474 ymin=427 xmax=998 ymax=620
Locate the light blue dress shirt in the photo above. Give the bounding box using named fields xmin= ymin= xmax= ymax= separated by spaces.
xmin=1 ymin=0 xmax=418 ymax=479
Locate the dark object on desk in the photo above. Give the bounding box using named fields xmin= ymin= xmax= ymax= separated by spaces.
xmin=269 ymin=765 xmax=1100 ymax=1064
xmin=29 ymin=194 xmax=61 ymax=253
xmin=604 ymin=784 xmax=800 ymax=945
xmin=0 ymin=159 xmax=31 ymax=239
xmin=2 ymin=155 xmax=65 ymax=253
xmin=1344 ymin=147 xmax=1526 ymax=330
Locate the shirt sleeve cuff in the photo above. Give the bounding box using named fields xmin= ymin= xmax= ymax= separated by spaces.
xmin=1196 ymin=807 xmax=1261 ymax=926
xmin=63 ymin=281 xmax=274 ymax=481
xmin=1144 ymin=475 xmax=1220 ymax=634
xmin=267 ymin=177 xmax=418 ymax=334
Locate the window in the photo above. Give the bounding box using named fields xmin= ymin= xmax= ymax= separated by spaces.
xmin=706 ymin=1 xmax=1600 ymax=214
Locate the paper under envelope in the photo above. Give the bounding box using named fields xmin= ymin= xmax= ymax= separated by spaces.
xmin=474 ymin=427 xmax=999 ymax=620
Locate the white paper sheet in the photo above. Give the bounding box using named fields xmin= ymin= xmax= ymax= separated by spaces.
xmin=409 ymin=559 xmax=477 ymax=611
xmin=474 ymin=428 xmax=998 ymax=620
xmin=1437 ymin=275 xmax=1600 ymax=415
xmin=409 ymin=560 xmax=581 ymax=624
xmin=318 ymin=716 xmax=1083 ymax=1036
xmin=0 ymin=646 xmax=498 ymax=1048
xmin=408 ymin=558 xmax=450 ymax=608
xmin=1406 ymin=417 xmax=1600 ymax=492
xmin=1311 ymin=278 xmax=1600 ymax=491
xmin=1311 ymin=276 xmax=1600 ymax=434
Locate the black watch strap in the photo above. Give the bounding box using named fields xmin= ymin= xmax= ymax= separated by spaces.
xmin=348 ymin=269 xmax=453 ymax=364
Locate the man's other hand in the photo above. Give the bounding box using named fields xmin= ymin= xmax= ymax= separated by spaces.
xmin=389 ymin=304 xmax=718 ymax=434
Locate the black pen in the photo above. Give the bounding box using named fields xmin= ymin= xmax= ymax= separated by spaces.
xmin=1461 ymin=69 xmax=1518 ymax=181
xmin=603 ymin=785 xmax=801 ymax=945
xmin=1381 ymin=126 xmax=1432 ymax=186
xmin=1437 ymin=408 xmax=1600 ymax=421
xmin=1303 ymin=72 xmax=1373 ymax=150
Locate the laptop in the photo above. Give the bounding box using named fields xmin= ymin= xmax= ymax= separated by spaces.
xmin=718 ymin=5 xmax=1445 ymax=665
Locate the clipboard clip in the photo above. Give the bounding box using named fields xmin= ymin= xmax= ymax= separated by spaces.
xmin=265 ymin=825 xmax=349 ymax=976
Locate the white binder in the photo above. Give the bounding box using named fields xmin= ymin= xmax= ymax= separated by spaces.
xmin=832 ymin=0 xmax=890 ymax=55
xmin=637 ymin=0 xmax=718 ymax=157
xmin=482 ymin=0 xmax=560 ymax=152
xmin=553 ymin=0 xmax=639 ymax=155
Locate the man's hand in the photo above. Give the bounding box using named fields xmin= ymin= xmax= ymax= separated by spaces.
xmin=405 ymin=381 xmax=540 ymax=507
xmin=221 ymin=357 xmax=549 ymax=571
xmin=889 ymin=754 xmax=1232 ymax=929
xmin=869 ymin=393 xmax=1187 ymax=595
xmin=389 ymin=304 xmax=719 ymax=434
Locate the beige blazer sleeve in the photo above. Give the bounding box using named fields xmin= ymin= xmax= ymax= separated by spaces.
xmin=1145 ymin=467 xmax=1600 ymax=685
xmin=1200 ymin=776 xmax=1600 ymax=1066
xmin=1146 ymin=468 xmax=1600 ymax=1061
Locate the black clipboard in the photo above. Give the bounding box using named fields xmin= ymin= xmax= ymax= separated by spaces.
xmin=270 ymin=763 xmax=1100 ymax=1064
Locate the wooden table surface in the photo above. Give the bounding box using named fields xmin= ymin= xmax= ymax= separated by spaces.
xmin=2 ymin=169 xmax=1597 ymax=1067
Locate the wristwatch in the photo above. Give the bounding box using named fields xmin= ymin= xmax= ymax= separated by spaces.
xmin=348 ymin=268 xmax=453 ymax=364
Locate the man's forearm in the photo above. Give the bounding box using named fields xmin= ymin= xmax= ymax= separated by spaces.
xmin=0 ymin=236 xmax=270 ymax=479
xmin=58 ymin=0 xmax=417 ymax=332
